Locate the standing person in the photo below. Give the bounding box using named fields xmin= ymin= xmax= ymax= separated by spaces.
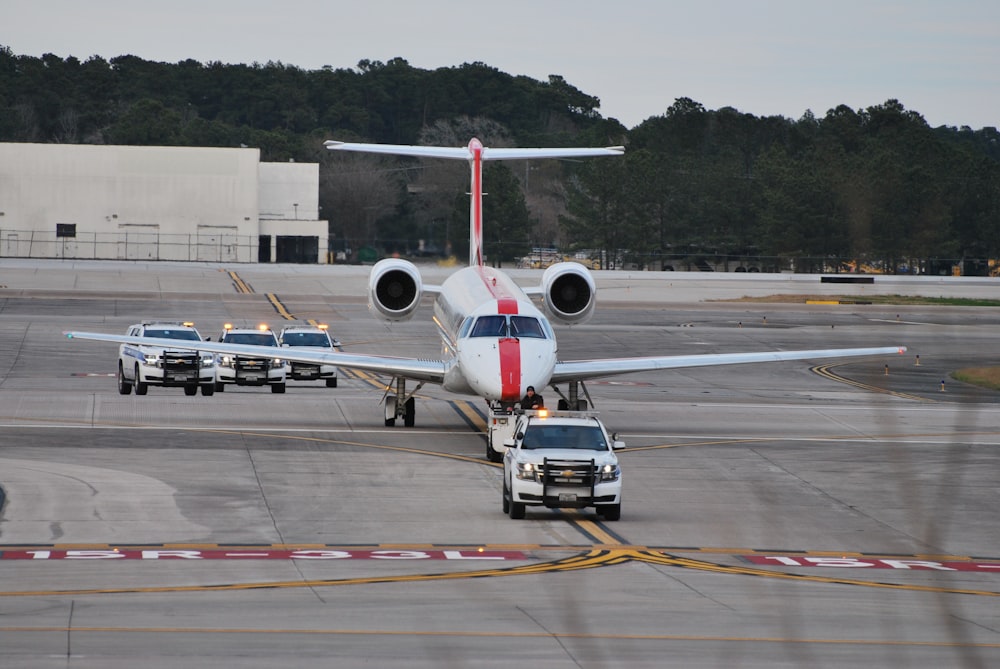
xmin=520 ymin=385 xmax=544 ymax=410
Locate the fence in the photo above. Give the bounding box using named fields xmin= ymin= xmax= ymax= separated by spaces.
xmin=0 ymin=229 xmax=259 ymax=263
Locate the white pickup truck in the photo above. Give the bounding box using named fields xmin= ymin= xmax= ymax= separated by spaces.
xmin=278 ymin=324 xmax=340 ymax=387
xmin=501 ymin=410 xmax=625 ymax=520
xmin=213 ymin=324 xmax=286 ymax=393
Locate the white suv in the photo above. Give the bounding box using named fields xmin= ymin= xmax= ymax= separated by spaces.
xmin=117 ymin=322 xmax=215 ymax=396
xmin=213 ymin=324 xmax=286 ymax=393
xmin=502 ymin=411 xmax=624 ymax=520
xmin=279 ymin=324 xmax=340 ymax=387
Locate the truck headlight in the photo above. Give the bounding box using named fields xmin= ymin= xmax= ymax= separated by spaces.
xmin=273 ymin=358 xmax=285 ymax=368
xmin=515 ymin=462 xmax=538 ymax=481
xmin=599 ymin=463 xmax=620 ymax=482
xmin=142 ymin=353 xmax=159 ymax=366
xmin=218 ymin=355 xmax=234 ymax=368
xmin=200 ymin=354 xmax=214 ymax=368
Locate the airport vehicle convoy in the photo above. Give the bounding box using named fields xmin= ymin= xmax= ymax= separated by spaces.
xmin=117 ymin=321 xmax=215 ymax=396
xmin=214 ymin=324 xmax=286 ymax=393
xmin=279 ymin=324 xmax=340 ymax=387
xmin=502 ymin=410 xmax=625 ymax=520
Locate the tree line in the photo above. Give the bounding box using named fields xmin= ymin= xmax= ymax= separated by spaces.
xmin=2 ymin=46 xmax=998 ymax=273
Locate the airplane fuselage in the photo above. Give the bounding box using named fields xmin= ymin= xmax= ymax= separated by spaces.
xmin=434 ymin=265 xmax=557 ymax=402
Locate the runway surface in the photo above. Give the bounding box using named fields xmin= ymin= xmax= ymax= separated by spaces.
xmin=0 ymin=260 xmax=998 ymax=667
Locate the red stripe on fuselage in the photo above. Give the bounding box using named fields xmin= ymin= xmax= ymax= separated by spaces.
xmin=471 ymin=267 xmax=522 ymax=400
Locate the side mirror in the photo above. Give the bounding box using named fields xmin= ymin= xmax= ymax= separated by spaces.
xmin=612 ymin=440 xmax=626 ymax=451
xmin=515 ymin=431 xmax=524 ymax=440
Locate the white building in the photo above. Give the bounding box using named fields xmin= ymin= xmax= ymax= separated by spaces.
xmin=0 ymin=142 xmax=328 ymax=263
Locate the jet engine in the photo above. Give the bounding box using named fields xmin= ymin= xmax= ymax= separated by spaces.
xmin=540 ymin=262 xmax=597 ymax=325
xmin=368 ymin=258 xmax=423 ymax=321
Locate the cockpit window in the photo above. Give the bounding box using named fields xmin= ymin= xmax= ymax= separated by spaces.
xmin=470 ymin=315 xmax=508 ymax=337
xmin=510 ymin=316 xmax=545 ymax=338
xmin=468 ymin=315 xmax=548 ymax=339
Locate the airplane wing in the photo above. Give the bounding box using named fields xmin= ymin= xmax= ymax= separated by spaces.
xmin=550 ymin=346 xmax=906 ymax=384
xmin=64 ymin=332 xmax=448 ymax=384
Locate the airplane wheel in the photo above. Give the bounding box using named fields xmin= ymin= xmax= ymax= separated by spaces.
xmin=117 ymin=362 xmax=132 ymax=395
xmin=403 ymin=397 xmax=415 ymax=427
xmin=183 ymin=385 xmax=198 ymax=396
xmin=134 ymin=365 xmax=148 ymax=395
xmin=384 ymin=417 xmax=396 ymax=427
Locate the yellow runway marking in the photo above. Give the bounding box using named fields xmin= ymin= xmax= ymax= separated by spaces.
xmin=813 ymin=362 xmax=936 ymax=402
xmin=266 ymin=293 xmax=295 ymax=320
xmin=226 ymin=270 xmax=253 ymax=294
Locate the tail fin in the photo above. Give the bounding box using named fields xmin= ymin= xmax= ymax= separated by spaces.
xmin=325 ymin=139 xmax=623 ymax=267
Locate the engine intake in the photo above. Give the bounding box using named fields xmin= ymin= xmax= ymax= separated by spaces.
xmin=368 ymin=258 xmax=423 ymax=321
xmin=540 ymin=262 xmax=597 ymax=325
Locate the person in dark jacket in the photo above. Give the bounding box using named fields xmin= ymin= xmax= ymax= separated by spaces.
xmin=520 ymin=385 xmax=544 ymax=410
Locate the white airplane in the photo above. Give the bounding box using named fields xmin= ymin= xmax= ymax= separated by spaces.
xmin=66 ymin=137 xmax=905 ymax=444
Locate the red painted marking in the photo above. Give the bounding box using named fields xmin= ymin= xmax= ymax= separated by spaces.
xmin=743 ymin=555 xmax=1000 ymax=572
xmin=497 ymin=337 xmax=522 ymax=402
xmin=1 ymin=549 xmax=526 ymax=561
xmin=497 ymin=298 xmax=518 ymax=315
xmin=469 ymin=138 xmax=484 ymax=267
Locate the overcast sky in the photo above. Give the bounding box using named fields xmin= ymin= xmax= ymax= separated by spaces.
xmin=6 ymin=0 xmax=999 ymax=131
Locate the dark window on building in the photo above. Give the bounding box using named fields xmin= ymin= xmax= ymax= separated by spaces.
xmin=56 ymin=224 xmax=76 ymax=238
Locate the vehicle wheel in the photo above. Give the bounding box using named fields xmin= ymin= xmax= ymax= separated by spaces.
xmin=508 ymin=479 xmax=525 ymax=519
xmin=486 ymin=440 xmax=502 ymax=463
xmin=599 ymin=504 xmax=621 ymax=521
xmin=134 ymin=365 xmax=148 ymax=395
xmin=502 ymin=480 xmax=510 ymax=514
xmin=183 ymin=385 xmax=198 ymax=396
xmin=403 ymin=397 xmax=415 ymax=427
xmin=326 ymin=378 xmax=338 ymax=388
xmin=271 ymin=383 xmax=286 ymax=394
xmin=384 ymin=417 xmax=396 ymax=426
xmin=117 ymin=362 xmax=132 ymax=395
xmin=215 ymin=382 xmax=225 ymax=392
xmin=201 ymin=383 xmax=215 ymax=396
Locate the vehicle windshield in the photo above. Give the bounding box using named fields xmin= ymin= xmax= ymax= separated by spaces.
xmin=145 ymin=329 xmax=201 ymax=341
xmin=521 ymin=425 xmax=608 ymax=451
xmin=282 ymin=332 xmax=331 ymax=347
xmin=469 ymin=315 xmax=547 ymax=339
xmin=223 ymin=333 xmax=277 ymax=346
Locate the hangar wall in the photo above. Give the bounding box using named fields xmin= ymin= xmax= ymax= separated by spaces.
xmin=0 ymin=143 xmax=328 ymax=263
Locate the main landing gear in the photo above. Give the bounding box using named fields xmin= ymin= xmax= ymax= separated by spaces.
xmin=383 ymin=376 xmax=423 ymax=427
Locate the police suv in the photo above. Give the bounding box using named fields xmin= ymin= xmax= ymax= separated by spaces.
xmin=502 ymin=410 xmax=625 ymax=520
xmin=213 ymin=323 xmax=286 ymax=393
xmin=278 ymin=323 xmax=340 ymax=387
xmin=117 ymin=321 xmax=215 ymax=396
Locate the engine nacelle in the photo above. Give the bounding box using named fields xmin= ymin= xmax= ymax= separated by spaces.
xmin=368 ymin=258 xmax=423 ymax=322
xmin=540 ymin=262 xmax=597 ymax=325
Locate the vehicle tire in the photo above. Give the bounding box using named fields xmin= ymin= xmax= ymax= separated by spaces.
xmin=215 ymin=382 xmax=225 ymax=392
xmin=326 ymin=378 xmax=338 ymax=388
xmin=486 ymin=440 xmax=502 ymax=463
xmin=117 ymin=362 xmax=132 ymax=395
xmin=384 ymin=417 xmax=396 ymax=427
xmin=502 ymin=480 xmax=510 ymax=514
xmin=508 ymin=479 xmax=525 ymax=519
xmin=403 ymin=397 xmax=415 ymax=427
xmin=271 ymin=383 xmax=286 ymax=394
xmin=201 ymin=383 xmax=215 ymax=396
xmin=134 ymin=365 xmax=148 ymax=395
xmin=598 ymin=504 xmax=621 ymax=521
xmin=183 ymin=385 xmax=198 ymax=396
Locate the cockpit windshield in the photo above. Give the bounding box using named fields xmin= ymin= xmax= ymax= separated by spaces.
xmin=468 ymin=315 xmax=547 ymax=339
xmin=521 ymin=425 xmax=609 ymax=451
